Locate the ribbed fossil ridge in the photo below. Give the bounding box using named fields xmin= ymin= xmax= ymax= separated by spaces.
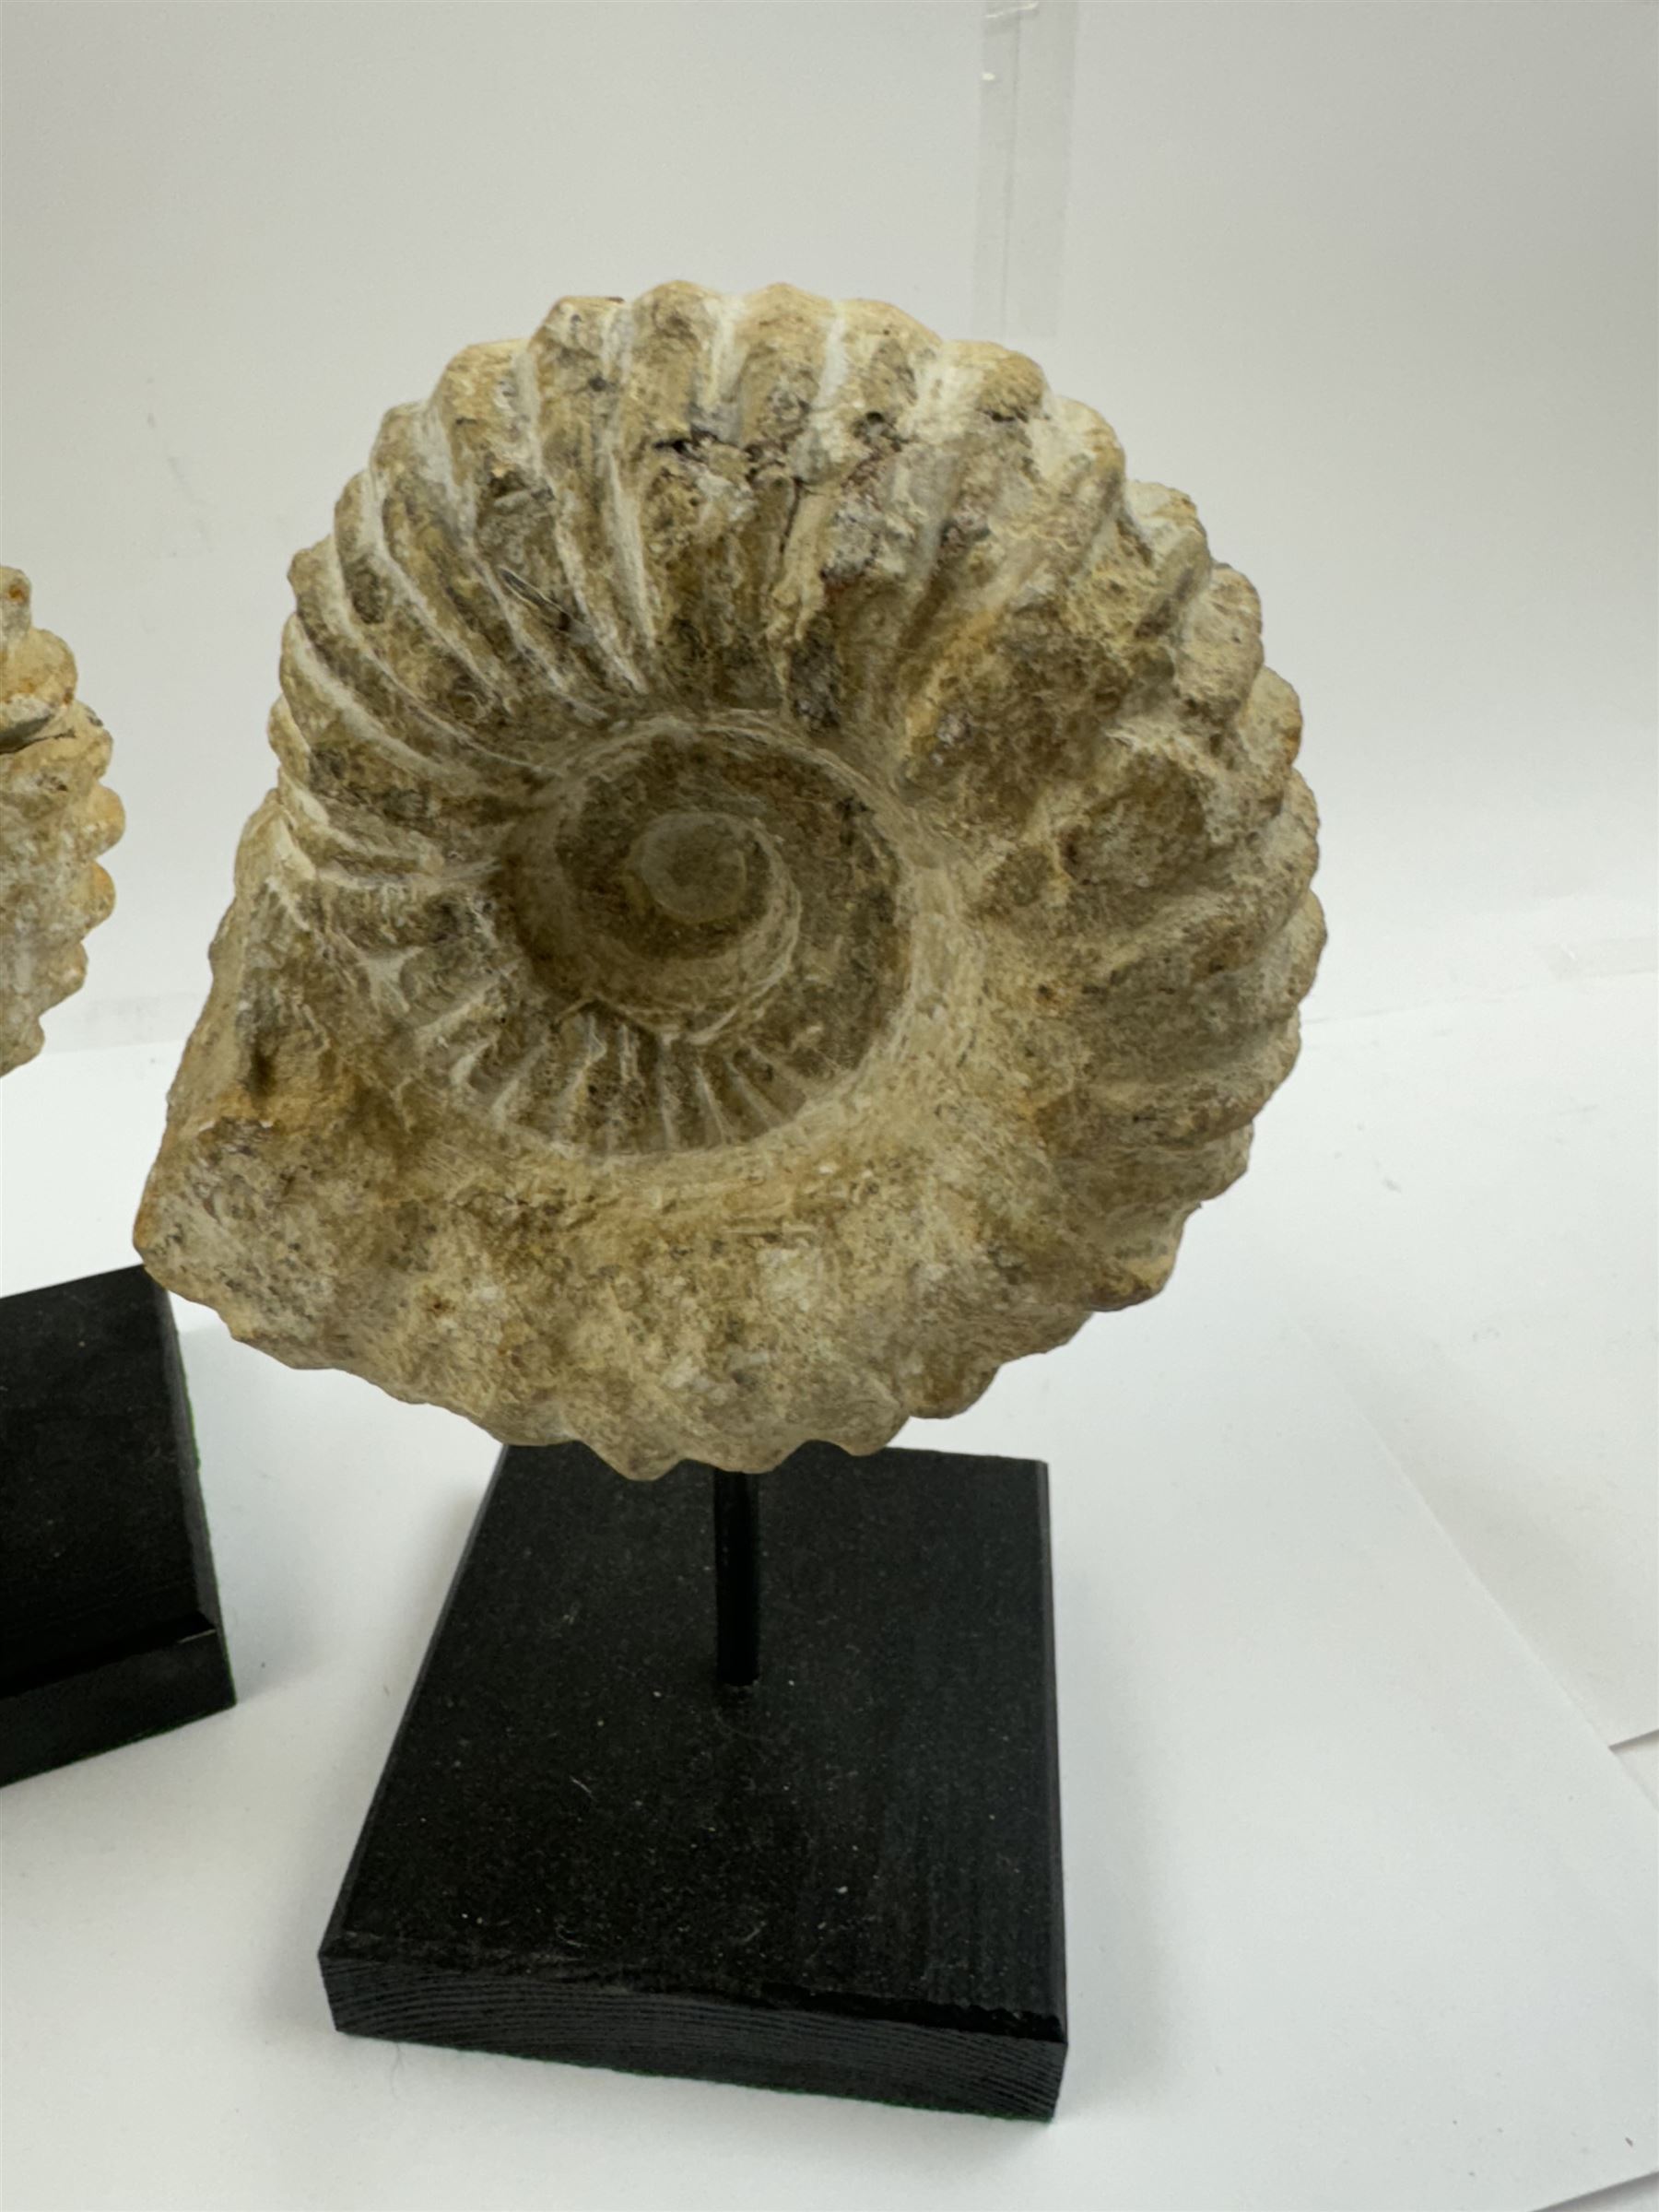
xmin=0 ymin=569 xmax=122 ymax=1078
xmin=138 ymin=282 xmax=1323 ymax=1477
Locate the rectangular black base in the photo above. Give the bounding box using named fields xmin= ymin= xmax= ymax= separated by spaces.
xmin=322 ymin=1441 xmax=1066 ymax=2119
xmin=0 ymin=1265 xmax=234 ymax=1786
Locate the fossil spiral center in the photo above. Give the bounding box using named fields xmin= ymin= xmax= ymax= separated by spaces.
xmin=491 ymin=720 xmax=913 ymax=1155
xmin=626 ymin=810 xmax=756 ymax=928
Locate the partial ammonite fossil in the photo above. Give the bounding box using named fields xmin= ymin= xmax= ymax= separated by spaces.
xmin=0 ymin=569 xmax=123 ymax=1077
xmin=138 ymin=281 xmax=1323 ymax=1477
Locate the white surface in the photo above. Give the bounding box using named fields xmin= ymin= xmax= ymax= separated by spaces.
xmin=2 ymin=4 xmax=1655 ymax=2207
xmin=1227 ymin=971 xmax=1658 ymax=1746
xmin=1 ymin=1225 xmax=1653 ymax=2212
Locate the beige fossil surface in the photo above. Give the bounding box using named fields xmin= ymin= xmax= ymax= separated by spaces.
xmin=0 ymin=569 xmax=123 ymax=1078
xmin=137 ymin=282 xmax=1323 ymax=1477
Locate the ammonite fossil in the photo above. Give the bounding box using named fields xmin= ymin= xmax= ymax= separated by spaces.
xmin=0 ymin=569 xmax=123 ymax=1078
xmin=138 ymin=282 xmax=1323 ymax=1477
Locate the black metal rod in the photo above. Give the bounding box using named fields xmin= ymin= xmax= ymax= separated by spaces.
xmin=712 ymin=1467 xmax=760 ymax=1688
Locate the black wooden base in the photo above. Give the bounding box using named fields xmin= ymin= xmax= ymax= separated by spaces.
xmin=321 ymin=1441 xmax=1066 ymax=2120
xmin=0 ymin=1265 xmax=234 ymax=1786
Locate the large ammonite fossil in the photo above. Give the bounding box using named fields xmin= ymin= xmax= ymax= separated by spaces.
xmin=1 ymin=568 xmax=123 ymax=1078
xmin=138 ymin=282 xmax=1323 ymax=1478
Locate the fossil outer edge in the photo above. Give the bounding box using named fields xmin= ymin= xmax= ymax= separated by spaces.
xmin=0 ymin=569 xmax=123 ymax=1079
xmin=136 ymin=281 xmax=1324 ymax=1478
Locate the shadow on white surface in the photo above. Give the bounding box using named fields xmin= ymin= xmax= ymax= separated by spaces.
xmin=0 ymin=1038 xmax=178 ymax=1298
xmin=1617 ymin=1734 xmax=1659 ymax=1807
xmin=1548 ymin=2179 xmax=1659 ymax=2212
xmin=177 ymin=1323 xmax=501 ymax=2052
xmin=183 ymin=1324 xmax=337 ymax=1698
xmin=255 ymin=1478 xmax=484 ymax=2050
xmin=1050 ymin=1552 xmax=1166 ymax=2110
xmin=1227 ymin=970 xmax=1657 ymax=1747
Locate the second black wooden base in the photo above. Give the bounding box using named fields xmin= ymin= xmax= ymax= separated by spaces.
xmin=0 ymin=1266 xmax=234 ymax=1787
xmin=321 ymin=1440 xmax=1066 ymax=2119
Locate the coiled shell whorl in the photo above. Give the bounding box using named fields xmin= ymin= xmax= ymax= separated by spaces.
xmin=138 ymin=282 xmax=1323 ymax=1477
xmin=0 ymin=570 xmax=123 ymax=1078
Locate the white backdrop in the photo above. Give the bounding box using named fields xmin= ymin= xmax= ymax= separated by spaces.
xmin=2 ymin=6 xmax=1655 ymax=2210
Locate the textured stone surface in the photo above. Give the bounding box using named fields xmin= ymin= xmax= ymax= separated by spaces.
xmin=0 ymin=570 xmax=122 ymax=1077
xmin=138 ymin=282 xmax=1323 ymax=1477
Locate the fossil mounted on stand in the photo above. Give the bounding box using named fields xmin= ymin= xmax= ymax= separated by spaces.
xmin=137 ymin=282 xmax=1323 ymax=1477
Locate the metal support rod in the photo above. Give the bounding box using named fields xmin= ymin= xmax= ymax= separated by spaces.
xmin=712 ymin=1467 xmax=760 ymax=1688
